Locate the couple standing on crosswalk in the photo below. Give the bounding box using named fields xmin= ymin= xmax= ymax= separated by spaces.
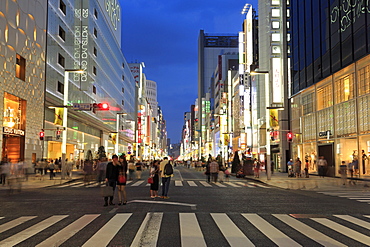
xmin=104 ymin=154 xmax=128 ymax=207
xmin=148 ymin=157 xmax=174 ymax=199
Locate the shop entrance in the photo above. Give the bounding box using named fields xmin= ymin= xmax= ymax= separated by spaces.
xmin=318 ymin=144 xmax=334 ymax=177
xmin=2 ymin=135 xmax=25 ymax=163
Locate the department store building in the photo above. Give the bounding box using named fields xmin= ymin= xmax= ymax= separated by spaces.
xmin=290 ymin=0 xmax=370 ymax=176
xmin=44 ymin=0 xmax=136 ymax=161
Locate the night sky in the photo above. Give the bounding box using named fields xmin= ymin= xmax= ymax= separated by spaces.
xmin=120 ymin=0 xmax=258 ymax=143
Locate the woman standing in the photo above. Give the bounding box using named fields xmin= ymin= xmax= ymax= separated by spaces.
xmin=150 ymin=160 xmax=160 ymax=198
xmin=117 ymin=155 xmax=128 ymax=205
xmin=128 ymin=157 xmax=135 ymax=180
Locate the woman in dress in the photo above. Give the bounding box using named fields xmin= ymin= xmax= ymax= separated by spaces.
xmin=150 ymin=160 xmax=160 ymax=198
xmin=117 ymin=154 xmax=128 ymax=205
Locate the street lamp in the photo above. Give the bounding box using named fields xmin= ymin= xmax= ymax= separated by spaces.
xmin=61 ymin=69 xmax=84 ymax=179
xmin=115 ymin=112 xmax=127 ymax=154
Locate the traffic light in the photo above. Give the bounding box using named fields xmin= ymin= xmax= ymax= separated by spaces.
xmin=270 ymin=131 xmax=275 ymax=141
xmin=39 ymin=130 xmax=45 ymax=141
xmin=93 ymin=103 xmax=110 ymax=111
xmin=56 ymin=129 xmax=61 ymax=139
xmin=287 ymin=132 xmax=293 ymax=142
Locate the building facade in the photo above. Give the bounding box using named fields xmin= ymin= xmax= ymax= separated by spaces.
xmin=0 ymin=0 xmax=48 ymax=164
xmin=290 ymin=0 xmax=370 ymax=176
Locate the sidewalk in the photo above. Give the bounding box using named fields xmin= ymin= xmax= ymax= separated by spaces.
xmin=244 ymin=172 xmax=370 ymax=191
xmin=0 ymin=171 xmax=83 ymax=191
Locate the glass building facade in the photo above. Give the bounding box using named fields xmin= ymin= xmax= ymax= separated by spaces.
xmin=290 ymin=0 xmax=370 ymax=176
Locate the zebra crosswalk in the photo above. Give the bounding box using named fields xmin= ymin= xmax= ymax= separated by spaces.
xmin=51 ymin=180 xmax=269 ymax=189
xmin=1 ymin=212 xmax=370 ymax=246
xmin=318 ymin=191 xmax=370 ymax=205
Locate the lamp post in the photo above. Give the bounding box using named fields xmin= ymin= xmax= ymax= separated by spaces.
xmin=251 ymin=71 xmax=272 ymax=180
xmin=115 ymin=113 xmax=127 ymax=155
xmin=61 ymin=69 xmax=84 ymax=179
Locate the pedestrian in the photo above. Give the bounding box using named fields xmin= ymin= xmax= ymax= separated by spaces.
xmin=0 ymin=158 xmax=8 ymax=185
xmin=48 ymin=161 xmax=55 ymax=180
xmin=294 ymin=157 xmax=301 ymax=178
xmin=304 ymin=159 xmax=309 ymax=178
xmin=231 ymin=151 xmax=240 ymax=174
xmin=160 ymin=157 xmax=173 ymax=199
xmin=317 ymin=156 xmax=327 ymax=178
xmin=339 ymin=161 xmax=347 ymax=185
xmin=218 ymin=164 xmax=225 ymax=183
xmin=253 ymin=158 xmax=260 ymax=178
xmin=362 ymin=150 xmax=367 ymax=175
xmin=104 ymin=154 xmax=119 ymax=206
xmin=209 ymin=158 xmax=219 ymax=183
xmin=271 ymin=160 xmax=275 ymax=174
xmin=348 ymin=160 xmax=356 ymax=185
xmin=224 ymin=167 xmax=230 ymax=182
xmin=97 ymin=157 xmax=108 ymax=185
xmin=352 ymin=157 xmax=359 ymax=175
xmin=205 ymin=157 xmax=211 ymax=182
xmin=135 ymin=159 xmax=142 ymax=180
xmin=117 ymin=155 xmax=128 ymax=205
xmin=150 ymin=160 xmax=160 ymax=198
xmin=287 ymin=159 xmax=294 ymax=177
xmin=128 ymin=157 xmax=135 ymax=180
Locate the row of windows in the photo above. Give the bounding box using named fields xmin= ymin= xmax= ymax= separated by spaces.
xmin=59 ymin=0 xmax=98 ymax=19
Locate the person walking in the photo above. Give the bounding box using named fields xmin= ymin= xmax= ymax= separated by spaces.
xmin=117 ymin=155 xmax=128 ymax=205
xmin=48 ymin=161 xmax=55 ymax=180
xmin=128 ymin=157 xmax=135 ymax=180
xmin=209 ymin=159 xmax=219 ymax=183
xmin=287 ymin=159 xmax=294 ymax=177
xmin=135 ymin=160 xmax=142 ymax=180
xmin=104 ymin=154 xmax=119 ymax=206
xmin=97 ymin=157 xmax=108 ymax=185
xmin=160 ymin=157 xmax=173 ymax=199
xmin=339 ymin=161 xmax=347 ymax=185
xmin=317 ymin=156 xmax=327 ymax=178
xmin=294 ymin=157 xmax=302 ymax=178
xmin=253 ymin=158 xmax=260 ymax=178
xmin=205 ymin=157 xmax=211 ymax=183
xmin=150 ymin=160 xmax=160 ymax=198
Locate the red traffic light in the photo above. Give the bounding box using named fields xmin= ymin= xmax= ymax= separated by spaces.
xmin=93 ymin=103 xmax=110 ymax=111
xmin=287 ymin=132 xmax=293 ymax=142
xmin=39 ymin=130 xmax=45 ymax=140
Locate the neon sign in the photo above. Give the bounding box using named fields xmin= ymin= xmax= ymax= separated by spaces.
xmin=105 ymin=0 xmax=120 ymax=31
xmin=331 ymin=0 xmax=370 ymax=32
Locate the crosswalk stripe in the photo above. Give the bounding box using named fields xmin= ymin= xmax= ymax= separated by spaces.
xmin=71 ymin=182 xmax=85 ymax=187
xmin=131 ymin=212 xmax=162 ymax=247
xmin=36 ymin=214 xmax=100 ymax=247
xmin=225 ymin=182 xmax=241 ymax=187
xmin=357 ymin=200 xmax=370 ymax=202
xmin=273 ymin=214 xmax=346 ymax=247
xmin=235 ymin=182 xmax=247 ymax=186
xmin=214 ymin=182 xmax=227 ymax=187
xmin=175 ymin=181 xmax=183 ymax=186
xmin=0 ymin=217 xmax=4 ymax=220
xmin=211 ymin=213 xmax=254 ymax=246
xmin=58 ymin=182 xmax=81 ymax=188
xmin=131 ymin=181 xmax=145 ymax=186
xmin=180 ymin=213 xmax=206 ymax=247
xmin=187 ymin=181 xmax=197 ymax=187
xmin=199 ymin=181 xmax=212 ymax=187
xmin=334 ymin=215 xmax=370 ymax=230
xmin=348 ymin=198 xmax=370 ymax=200
xmin=85 ymin=182 xmax=99 ymax=188
xmin=0 ymin=215 xmax=68 ymax=246
xmin=365 ymin=215 xmax=370 ymax=219
xmin=312 ymin=218 xmax=370 ymax=245
xmin=0 ymin=216 xmax=37 ymax=234
xmin=242 ymin=213 xmax=301 ymax=247
xmin=82 ymin=213 xmax=131 ymax=247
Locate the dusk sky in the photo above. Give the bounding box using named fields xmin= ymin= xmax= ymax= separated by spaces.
xmin=120 ymin=0 xmax=258 ymax=143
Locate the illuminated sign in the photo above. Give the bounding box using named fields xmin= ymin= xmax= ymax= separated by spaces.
xmin=331 ymin=1 xmax=369 ymax=32
xmin=74 ymin=7 xmax=88 ymax=83
xmin=105 ymin=0 xmax=120 ymax=31
xmin=3 ymin=127 xmax=25 ymax=136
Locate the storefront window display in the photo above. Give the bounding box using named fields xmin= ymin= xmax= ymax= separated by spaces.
xmin=303 ymin=142 xmax=317 ymax=172
xmin=336 ymin=137 xmax=358 ymax=175
xmin=359 ymin=135 xmax=370 ymax=175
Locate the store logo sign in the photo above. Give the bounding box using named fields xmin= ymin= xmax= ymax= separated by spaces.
xmin=105 ymin=0 xmax=120 ymax=31
xmin=3 ymin=127 xmax=25 ymax=136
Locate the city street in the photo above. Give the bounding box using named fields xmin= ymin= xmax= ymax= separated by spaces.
xmin=1 ymin=166 xmax=370 ymax=246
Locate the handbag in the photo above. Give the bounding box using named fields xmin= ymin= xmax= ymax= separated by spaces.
xmin=147 ymin=177 xmax=154 ymax=184
xmin=118 ymin=174 xmax=126 ymax=183
xmin=100 ymin=183 xmax=114 ymax=197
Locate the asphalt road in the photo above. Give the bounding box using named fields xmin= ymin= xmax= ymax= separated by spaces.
xmin=0 ymin=166 xmax=370 ymax=246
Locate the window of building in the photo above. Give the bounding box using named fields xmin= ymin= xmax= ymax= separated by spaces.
xmin=122 ymin=87 xmax=124 ymax=93
xmin=317 ymin=83 xmax=333 ymax=110
xmin=271 ymin=33 xmax=280 ymax=42
xmin=122 ymin=100 xmax=124 ymax=106
xmin=271 ymin=0 xmax=280 ymax=5
xmin=122 ymin=63 xmax=125 ymax=68
xmin=92 ymin=85 xmax=96 ymax=94
xmin=94 ymin=28 xmax=97 ymax=38
xmin=272 ymin=21 xmax=280 ymax=29
xmin=59 ymin=0 xmax=66 ymax=15
xmin=301 ymin=92 xmax=314 ymax=115
xmin=358 ymin=65 xmax=370 ymax=96
xmin=122 ymin=75 xmax=124 ymax=81
xmin=271 ymin=9 xmax=280 ymax=17
xmin=93 ymin=66 xmax=97 ymax=75
xmin=94 ymin=8 xmax=98 ymax=19
xmin=93 ymin=47 xmax=97 ymax=56
xmin=15 ymin=54 xmax=26 ymax=81
xmin=58 ymin=26 xmax=65 ymax=41
xmin=57 ymin=81 xmax=64 ymax=94
xmin=58 ymin=53 xmax=65 ymax=68
xmin=272 ymin=46 xmax=281 ymax=53
xmin=335 ymin=74 xmax=355 ymax=104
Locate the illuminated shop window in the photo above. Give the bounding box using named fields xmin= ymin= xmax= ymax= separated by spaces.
xmin=317 ymin=83 xmax=333 ymax=110
xmin=335 ymin=74 xmax=355 ymax=103
xmin=301 ymin=92 xmax=314 ymax=115
xmin=15 ymin=54 xmax=26 ymax=81
xmin=358 ymin=65 xmax=370 ymax=96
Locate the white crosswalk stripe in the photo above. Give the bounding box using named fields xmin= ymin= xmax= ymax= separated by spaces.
xmin=175 ymin=180 xmax=183 ymax=186
xmin=318 ymin=191 xmax=370 ymax=204
xmin=1 ymin=213 xmax=370 ymax=246
xmin=187 ymin=181 xmax=197 ymax=187
xmin=199 ymin=181 xmax=212 ymax=187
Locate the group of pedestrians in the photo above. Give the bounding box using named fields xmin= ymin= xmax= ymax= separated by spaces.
xmin=204 ymin=157 xmax=230 ymax=183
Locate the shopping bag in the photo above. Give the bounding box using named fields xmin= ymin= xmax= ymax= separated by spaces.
xmin=147 ymin=177 xmax=153 ymax=184
xmin=101 ymin=184 xmax=113 ymax=197
xmin=118 ymin=174 xmax=126 ymax=183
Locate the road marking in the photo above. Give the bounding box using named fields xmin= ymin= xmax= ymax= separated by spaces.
xmin=82 ymin=213 xmax=131 ymax=247
xmin=0 ymin=216 xmax=37 ymax=234
xmin=36 ymin=214 xmax=99 ymax=247
xmin=312 ymin=218 xmax=370 ymax=245
xmin=187 ymin=181 xmax=197 ymax=187
xmin=71 ymin=182 xmax=85 ymax=187
xmin=214 ymin=182 xmax=226 ymax=187
xmin=180 ymin=213 xmax=206 ymax=247
xmin=131 ymin=213 xmax=162 ymax=247
xmin=175 ymin=181 xmax=183 ymax=186
xmin=0 ymin=215 xmax=68 ymax=246
xmin=225 ymin=182 xmax=241 ymax=187
xmin=235 ymin=182 xmax=247 ymax=186
xmin=58 ymin=182 xmax=81 ymax=188
xmin=199 ymin=181 xmax=212 ymax=187
xmin=273 ymin=214 xmax=346 ymax=247
xmin=130 ymin=200 xmax=196 ymax=209
xmin=175 ymin=169 xmax=183 ymax=181
xmin=334 ymin=215 xmax=370 ymax=230
xmin=248 ymin=182 xmax=268 ymax=188
xmin=211 ymin=213 xmax=254 ymax=247
xmin=109 ymin=208 xmax=118 ymax=214
xmin=0 ymin=217 xmax=3 ymax=220
xmin=131 ymin=180 xmax=145 ymax=186
xmin=348 ymin=198 xmax=370 ymax=200
xmin=242 ymin=213 xmax=301 ymax=247
xmin=357 ymin=200 xmax=370 ymax=202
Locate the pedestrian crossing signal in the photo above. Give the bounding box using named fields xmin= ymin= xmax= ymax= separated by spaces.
xmin=287 ymin=132 xmax=293 ymax=142
xmin=39 ymin=130 xmax=45 ymax=140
